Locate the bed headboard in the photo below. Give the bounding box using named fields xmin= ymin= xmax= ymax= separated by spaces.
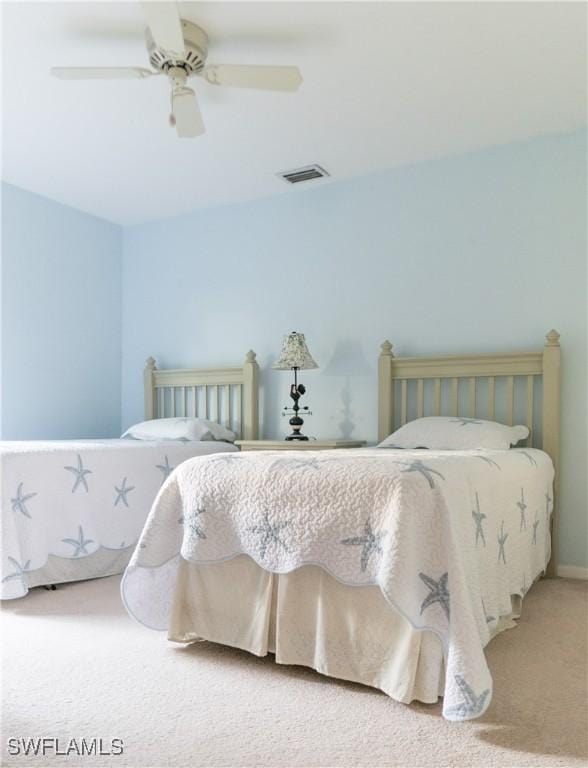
xmin=143 ymin=351 xmax=260 ymax=440
xmin=378 ymin=330 xmax=561 ymax=576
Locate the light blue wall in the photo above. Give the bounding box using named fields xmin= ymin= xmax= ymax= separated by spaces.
xmin=1 ymin=183 xmax=122 ymax=439
xmin=122 ymin=131 xmax=587 ymax=568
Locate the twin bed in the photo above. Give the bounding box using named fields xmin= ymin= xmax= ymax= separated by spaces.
xmin=2 ymin=332 xmax=561 ymax=722
xmin=0 ymin=351 xmax=260 ymax=599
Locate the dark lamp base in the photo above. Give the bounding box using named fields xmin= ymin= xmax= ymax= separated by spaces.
xmin=282 ymin=367 xmax=312 ymax=442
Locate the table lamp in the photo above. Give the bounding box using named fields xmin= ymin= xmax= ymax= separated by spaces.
xmin=273 ymin=332 xmax=319 ymax=440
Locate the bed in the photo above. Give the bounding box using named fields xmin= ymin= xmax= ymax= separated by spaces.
xmin=121 ymin=331 xmax=561 ymax=722
xmin=0 ymin=351 xmax=260 ymax=599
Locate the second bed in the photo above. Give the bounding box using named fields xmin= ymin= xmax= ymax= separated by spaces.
xmin=1 ymin=351 xmax=260 ymax=599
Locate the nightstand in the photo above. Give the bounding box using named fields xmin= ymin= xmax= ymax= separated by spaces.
xmin=235 ymin=440 xmax=366 ymax=452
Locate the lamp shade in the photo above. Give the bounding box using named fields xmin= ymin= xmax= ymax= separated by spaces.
xmin=272 ymin=332 xmax=319 ymax=370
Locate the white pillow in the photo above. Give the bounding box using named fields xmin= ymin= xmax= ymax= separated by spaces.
xmin=121 ymin=417 xmax=236 ymax=443
xmin=378 ymin=417 xmax=528 ymax=451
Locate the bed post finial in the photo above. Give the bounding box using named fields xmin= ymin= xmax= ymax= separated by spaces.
xmin=378 ymin=340 xmax=395 ymax=443
xmin=542 ymin=330 xmax=560 ymax=577
xmin=243 ymin=350 xmax=260 ymax=440
xmin=144 ymin=357 xmax=157 ymax=420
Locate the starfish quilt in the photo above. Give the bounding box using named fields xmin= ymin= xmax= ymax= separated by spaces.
xmin=1 ymin=439 xmax=237 ymax=598
xmin=122 ymin=447 xmax=554 ymax=722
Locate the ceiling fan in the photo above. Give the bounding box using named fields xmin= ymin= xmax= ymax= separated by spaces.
xmin=51 ymin=2 xmax=303 ymax=138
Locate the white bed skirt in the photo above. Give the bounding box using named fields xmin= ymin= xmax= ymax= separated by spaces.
xmin=167 ymin=555 xmax=520 ymax=706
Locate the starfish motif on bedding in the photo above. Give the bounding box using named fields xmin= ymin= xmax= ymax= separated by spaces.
xmin=419 ymin=572 xmax=450 ymax=619
xmin=473 ymin=454 xmax=501 ymax=470
xmin=249 ymin=515 xmax=291 ymax=559
xmin=545 ymin=490 xmax=552 ymax=522
xmin=445 ymin=675 xmax=490 ymax=719
xmin=472 ymin=493 xmax=486 ymax=547
xmin=114 ymin=477 xmax=135 ymax=508
xmin=517 ymin=488 xmax=527 ymax=531
xmin=451 ymin=418 xmax=483 ymax=427
xmin=64 ymin=454 xmax=92 ymax=493
xmin=11 ymin=482 xmax=37 ymax=518
xmin=269 ymin=456 xmax=322 ymax=473
xmin=156 ymin=455 xmax=174 ymax=482
xmin=207 ymin=454 xmax=242 ymax=466
xmin=518 ymin=450 xmax=538 ymax=467
xmin=286 ymin=457 xmax=321 ymax=471
xmin=398 ymin=460 xmax=446 ymax=489
xmin=2 ymin=556 xmax=31 ymax=589
xmin=342 ymin=519 xmax=387 ymax=573
xmin=532 ymin=514 xmax=540 ymax=545
xmin=62 ymin=525 xmax=94 ymax=557
xmin=184 ymin=508 xmax=208 ymax=540
xmin=497 ymin=521 xmax=508 ymax=564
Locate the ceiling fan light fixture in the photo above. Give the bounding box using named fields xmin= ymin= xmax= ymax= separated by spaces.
xmin=146 ymin=20 xmax=209 ymax=74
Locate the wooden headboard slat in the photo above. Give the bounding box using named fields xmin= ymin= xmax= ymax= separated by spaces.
xmin=378 ymin=352 xmax=543 ymax=380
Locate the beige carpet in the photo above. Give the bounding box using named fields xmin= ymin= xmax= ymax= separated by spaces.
xmin=1 ymin=575 xmax=586 ymax=768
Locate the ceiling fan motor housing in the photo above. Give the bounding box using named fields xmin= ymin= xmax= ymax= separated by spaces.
xmin=146 ymin=20 xmax=208 ymax=75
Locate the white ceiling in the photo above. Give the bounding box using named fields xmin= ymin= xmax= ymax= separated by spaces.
xmin=2 ymin=1 xmax=586 ymax=226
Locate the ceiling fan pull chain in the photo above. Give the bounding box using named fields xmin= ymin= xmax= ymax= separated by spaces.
xmin=169 ymin=88 xmax=176 ymax=128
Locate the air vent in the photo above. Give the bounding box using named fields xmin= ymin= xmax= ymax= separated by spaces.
xmin=278 ymin=164 xmax=330 ymax=184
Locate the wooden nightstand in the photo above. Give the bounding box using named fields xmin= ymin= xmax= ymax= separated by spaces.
xmin=235 ymin=440 xmax=366 ymax=452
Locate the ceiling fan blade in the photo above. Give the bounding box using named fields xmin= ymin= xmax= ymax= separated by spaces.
xmin=202 ymin=65 xmax=302 ymax=92
xmin=51 ymin=67 xmax=156 ymax=80
xmin=172 ymin=87 xmax=205 ymax=138
xmin=141 ymin=1 xmax=184 ymax=55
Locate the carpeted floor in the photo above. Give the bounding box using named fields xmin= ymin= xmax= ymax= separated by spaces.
xmin=1 ymin=576 xmax=586 ymax=768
